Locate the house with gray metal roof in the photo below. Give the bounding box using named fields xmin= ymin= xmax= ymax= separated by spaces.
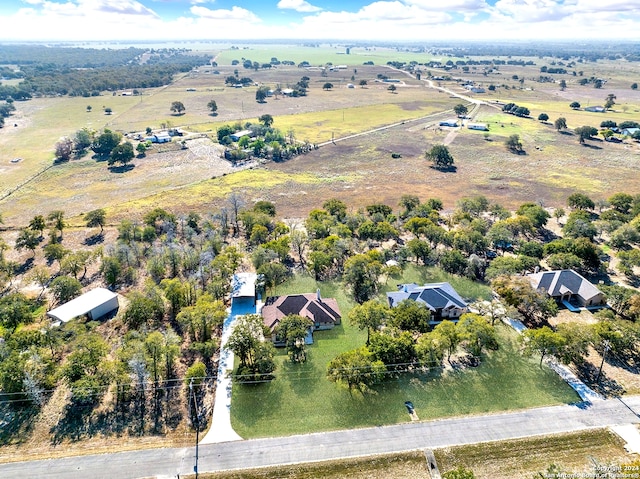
xmin=387 ymin=282 xmax=468 ymax=323
xmin=528 ymin=269 xmax=605 ymax=308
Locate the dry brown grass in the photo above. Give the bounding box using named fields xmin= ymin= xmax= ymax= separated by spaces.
xmin=434 ymin=429 xmax=633 ymax=479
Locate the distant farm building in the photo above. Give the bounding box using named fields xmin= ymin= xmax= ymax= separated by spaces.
xmin=584 ymin=106 xmax=605 ymax=113
xmin=439 ymin=119 xmax=459 ymax=127
xmin=467 ymin=123 xmax=489 ymax=131
xmin=464 ymin=84 xmax=486 ymax=93
xmin=229 ymin=130 xmax=253 ymax=141
xmin=281 ymin=88 xmax=294 ymax=96
xmin=47 ymin=288 xmax=119 ymax=324
xmin=622 ymin=127 xmax=639 ymax=136
xmin=146 ymin=132 xmax=171 ymax=143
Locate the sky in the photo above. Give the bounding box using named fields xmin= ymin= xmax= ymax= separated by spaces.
xmin=0 ymin=0 xmax=638 ymax=43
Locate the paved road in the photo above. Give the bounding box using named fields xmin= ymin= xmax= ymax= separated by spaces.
xmin=2 ymin=397 xmax=640 ymax=479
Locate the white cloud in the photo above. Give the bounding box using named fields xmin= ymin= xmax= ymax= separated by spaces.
xmin=2 ymin=0 xmax=640 ymax=41
xmin=190 ymin=5 xmax=261 ymax=22
xmin=277 ymin=0 xmax=322 ymax=13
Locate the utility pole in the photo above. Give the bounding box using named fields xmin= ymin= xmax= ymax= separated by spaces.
xmin=596 ymin=340 xmax=611 ymax=384
xmin=189 ymin=379 xmax=200 ymax=479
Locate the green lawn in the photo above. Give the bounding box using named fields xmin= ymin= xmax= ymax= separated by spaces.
xmin=230 ymin=268 xmax=578 ymax=439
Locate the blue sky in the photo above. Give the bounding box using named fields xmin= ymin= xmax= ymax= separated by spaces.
xmin=0 ymin=0 xmax=638 ymax=42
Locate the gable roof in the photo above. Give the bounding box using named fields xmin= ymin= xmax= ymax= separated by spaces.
xmin=47 ymin=288 xmax=118 ymax=323
xmin=261 ymin=293 xmax=341 ymax=330
xmin=528 ymin=269 xmax=602 ymax=301
xmin=387 ymin=282 xmax=467 ymax=311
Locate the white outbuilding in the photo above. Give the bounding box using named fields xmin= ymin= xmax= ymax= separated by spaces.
xmin=47 ymin=288 xmax=119 ymax=324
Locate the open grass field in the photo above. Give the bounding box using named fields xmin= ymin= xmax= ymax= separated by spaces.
xmin=0 ymin=49 xmax=639 ymax=228
xmin=230 ymin=266 xmax=577 ymax=439
xmin=199 ymin=429 xmax=632 ymax=479
xmin=3 ymin=49 xmax=640 ymax=228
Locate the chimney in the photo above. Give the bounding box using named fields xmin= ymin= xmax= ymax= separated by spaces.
xmin=316 ymin=288 xmax=322 ymax=302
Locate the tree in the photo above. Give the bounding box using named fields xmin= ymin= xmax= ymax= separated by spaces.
xmin=85 ymin=208 xmax=106 ymax=233
xmin=388 ymin=299 xmax=431 ymax=333
xmin=457 ymin=313 xmax=497 ymax=357
xmin=73 ymin=128 xmax=93 ymax=152
xmin=492 ymin=276 xmax=558 ymax=325
xmin=574 ymin=125 xmax=597 ymax=144
xmin=567 ymin=193 xmax=595 ymax=210
xmin=29 ymin=215 xmax=46 ymax=237
xmin=387 ymin=84 xmax=397 ymax=93
xmin=0 ymin=293 xmax=34 ymax=333
xmin=521 ymin=326 xmax=563 ymax=367
xmin=108 ymin=141 xmax=135 ymax=166
xmin=207 ymin=99 xmax=218 ymax=115
xmin=559 ymin=79 xmax=567 ymax=91
xmin=258 ymin=114 xmax=274 ymax=127
xmin=632 ymin=83 xmax=638 ymax=90
xmin=92 ymin=129 xmax=122 ymax=156
xmin=432 ymin=320 xmax=461 ymax=363
xmin=343 ymin=252 xmax=384 ymax=304
xmin=348 ymin=300 xmax=392 ymax=345
xmin=15 ymin=228 xmax=40 ymax=257
xmin=569 ymin=101 xmax=581 ymax=109
xmin=359 ymin=80 xmax=367 ymax=88
xmin=327 ymin=347 xmax=386 ymax=395
xmin=55 ymin=137 xmax=74 ymax=162
xmin=323 ymin=82 xmax=333 ymax=90
xmin=47 ymin=210 xmax=66 ymax=240
xmin=426 ymin=144 xmax=454 ymax=169
xmin=255 ymin=87 xmax=268 ymax=103
xmin=136 ymin=142 xmax=147 ymax=157
xmin=49 ymin=275 xmax=82 ymax=305
xmin=275 ymin=314 xmax=313 ymax=363
xmin=454 ymin=104 xmax=468 ymax=117
xmin=505 ymin=134 xmax=524 ymax=153
xmin=170 ymin=101 xmax=185 ymax=115
xmin=104 ymin=107 xmax=112 ymax=115
xmin=554 ymin=117 xmax=567 ymax=131
xmin=604 ymin=93 xmax=616 ymax=110
xmin=124 ymin=290 xmax=165 ymax=330
xmin=368 ymin=330 xmax=416 ymax=369
xmin=537 ymin=113 xmax=549 ymax=122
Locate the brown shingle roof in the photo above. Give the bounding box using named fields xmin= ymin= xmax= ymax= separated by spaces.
xmin=261 ymin=293 xmax=341 ymax=331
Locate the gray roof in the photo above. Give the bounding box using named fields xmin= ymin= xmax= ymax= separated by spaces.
xmin=387 ymin=282 xmax=467 ymax=311
xmin=47 ymin=288 xmax=118 ymax=323
xmin=528 ymin=269 xmax=602 ymax=301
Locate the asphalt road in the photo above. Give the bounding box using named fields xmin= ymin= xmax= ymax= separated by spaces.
xmin=3 ymin=397 xmax=640 ymax=479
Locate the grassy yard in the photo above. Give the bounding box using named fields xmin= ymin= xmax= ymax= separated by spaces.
xmin=230 ymin=267 xmax=578 ymax=439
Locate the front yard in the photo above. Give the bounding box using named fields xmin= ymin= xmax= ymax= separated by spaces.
xmin=230 ymin=267 xmax=579 ymax=438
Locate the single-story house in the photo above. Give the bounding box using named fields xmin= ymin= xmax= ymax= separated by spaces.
xmin=47 ymin=288 xmax=119 ymax=324
xmin=439 ymin=119 xmax=459 ymax=127
xmin=585 ymin=106 xmax=605 ymax=113
xmin=146 ymin=132 xmax=171 ymax=143
xmin=467 ymin=123 xmax=489 ymax=131
xmin=528 ymin=269 xmax=605 ymax=307
xmin=261 ymin=291 xmax=341 ymax=345
xmin=464 ymin=85 xmax=485 ymax=93
xmin=229 ymin=130 xmax=253 ymax=142
xmin=622 ymin=127 xmax=639 ymax=137
xmin=387 ymin=282 xmax=468 ymax=323
xmin=281 ymin=88 xmax=294 ymax=96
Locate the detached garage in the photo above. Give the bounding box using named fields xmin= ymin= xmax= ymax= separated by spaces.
xmin=47 ymin=288 xmax=119 ymax=324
